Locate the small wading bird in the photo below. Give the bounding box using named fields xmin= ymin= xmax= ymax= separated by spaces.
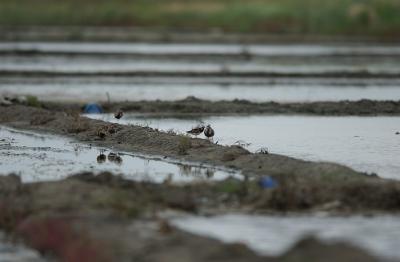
xmin=186 ymin=124 xmax=205 ymax=137
xmin=204 ymin=125 xmax=215 ymax=141
xmin=114 ymin=109 xmax=124 ymax=119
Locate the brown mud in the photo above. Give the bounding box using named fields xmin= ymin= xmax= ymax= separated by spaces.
xmin=2 ymin=69 xmax=400 ymax=79
xmin=1 ymin=104 xmax=400 ymax=214
xmin=43 ymin=97 xmax=400 ymax=116
xmin=2 ymin=26 xmax=399 ymax=43
xmin=0 ymin=173 xmax=380 ymax=261
xmin=1 ymin=103 xmax=398 ymax=261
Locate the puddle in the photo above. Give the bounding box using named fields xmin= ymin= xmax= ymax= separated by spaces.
xmin=87 ymin=114 xmax=400 ymax=179
xmin=2 ymin=83 xmax=400 ymax=103
xmin=171 ymin=214 xmax=400 ymax=260
xmin=0 ymin=126 xmax=239 ymax=183
xmin=0 ymin=232 xmax=43 ymax=262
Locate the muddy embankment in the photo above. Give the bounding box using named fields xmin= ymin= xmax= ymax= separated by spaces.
xmin=43 ymin=97 xmax=400 ymax=116
xmin=0 ymin=172 xmax=380 ymax=262
xmin=0 ymin=104 xmax=398 ymax=261
xmin=2 ymin=26 xmax=398 ymax=43
xmin=1 ymin=103 xmax=400 ymax=214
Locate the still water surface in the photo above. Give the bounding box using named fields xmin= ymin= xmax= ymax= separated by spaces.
xmin=172 ymin=214 xmax=400 ymax=260
xmin=88 ymin=114 xmax=400 ymax=179
xmin=0 ymin=126 xmax=238 ymax=183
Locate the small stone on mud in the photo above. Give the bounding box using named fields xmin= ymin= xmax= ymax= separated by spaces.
xmin=158 ymin=219 xmax=173 ymax=234
xmin=97 ymin=127 xmax=107 ymax=139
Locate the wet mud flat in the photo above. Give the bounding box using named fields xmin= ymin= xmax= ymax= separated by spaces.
xmin=0 ymin=126 xmax=239 ymax=183
xmin=1 ymin=104 xmax=400 ymax=261
xmin=43 ymin=98 xmax=400 ymax=116
xmin=101 ymin=98 xmax=400 ymax=116
xmin=0 ymin=172 xmax=382 ymax=262
xmin=1 ymin=104 xmax=400 ymax=213
xmin=2 ymin=42 xmax=400 ymax=106
xmin=87 ymin=113 xmax=400 ymax=179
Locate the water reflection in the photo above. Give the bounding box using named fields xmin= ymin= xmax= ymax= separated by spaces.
xmin=107 ymin=152 xmax=123 ymax=165
xmin=171 ymin=214 xmax=400 ymax=261
xmin=96 ymin=153 xmax=107 ymax=164
xmin=178 ymin=164 xmax=215 ymax=179
xmin=87 ymin=114 xmax=400 ymax=179
xmin=0 ymin=232 xmax=43 ymax=262
xmin=0 ymin=126 xmax=239 ymax=183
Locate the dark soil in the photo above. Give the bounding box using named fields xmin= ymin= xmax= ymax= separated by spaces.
xmin=0 ymin=173 xmax=380 ymax=262
xmin=1 ymin=104 xmax=400 ymax=214
xmin=2 ymin=70 xmax=400 ymax=79
xmin=42 ymin=98 xmax=400 ymax=116
xmin=0 ymin=103 xmax=397 ymax=261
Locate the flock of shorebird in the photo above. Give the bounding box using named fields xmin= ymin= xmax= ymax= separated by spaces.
xmin=114 ymin=109 xmax=215 ymax=140
xmin=186 ymin=123 xmax=215 ymax=140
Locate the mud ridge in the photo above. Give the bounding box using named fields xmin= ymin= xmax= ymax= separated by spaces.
xmin=0 ymin=172 xmax=381 ymax=261
xmin=44 ymin=98 xmax=400 ymax=116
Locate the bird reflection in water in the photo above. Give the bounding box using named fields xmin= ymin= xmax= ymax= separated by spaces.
xmin=96 ymin=150 xmax=123 ymax=165
xmin=179 ymin=164 xmax=192 ymax=176
xmin=108 ymin=152 xmax=123 ymax=165
xmin=205 ymin=168 xmax=214 ymax=178
xmin=96 ymin=149 xmax=107 ymax=164
xmin=179 ymin=164 xmax=215 ymax=179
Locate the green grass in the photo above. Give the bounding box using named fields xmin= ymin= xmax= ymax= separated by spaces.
xmin=25 ymin=95 xmax=41 ymax=107
xmin=0 ymin=0 xmax=400 ymax=36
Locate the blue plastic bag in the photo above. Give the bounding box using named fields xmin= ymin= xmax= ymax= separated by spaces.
xmin=83 ymin=103 xmax=103 ymax=114
xmin=258 ymin=176 xmax=278 ymax=189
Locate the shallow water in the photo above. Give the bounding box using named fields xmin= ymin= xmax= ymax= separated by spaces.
xmin=0 ymin=232 xmax=43 ymax=262
xmin=2 ymin=42 xmax=400 ymax=77
xmin=2 ymin=42 xmax=400 ymax=103
xmin=171 ymin=214 xmax=400 ymax=260
xmin=2 ymin=57 xmax=400 ymax=74
xmin=0 ymin=126 xmax=238 ymax=183
xmin=2 ymin=82 xmax=400 ymax=102
xmin=87 ymin=114 xmax=400 ymax=179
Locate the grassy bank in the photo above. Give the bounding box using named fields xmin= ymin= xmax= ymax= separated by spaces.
xmin=0 ymin=0 xmax=399 ymax=37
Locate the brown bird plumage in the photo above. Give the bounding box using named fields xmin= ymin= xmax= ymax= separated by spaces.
xmin=204 ymin=125 xmax=215 ymax=139
xmin=186 ymin=124 xmax=205 ymax=137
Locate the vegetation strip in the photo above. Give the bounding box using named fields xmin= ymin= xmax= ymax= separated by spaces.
xmin=1 ymin=0 xmax=400 ymax=38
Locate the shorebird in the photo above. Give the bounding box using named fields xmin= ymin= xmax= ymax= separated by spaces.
xmin=204 ymin=124 xmax=215 ymax=140
xmin=186 ymin=124 xmax=205 ymax=137
xmin=114 ymin=109 xmax=124 ymax=119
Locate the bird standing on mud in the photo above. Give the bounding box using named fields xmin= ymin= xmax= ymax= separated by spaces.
xmin=114 ymin=109 xmax=124 ymax=119
xmin=204 ymin=125 xmax=215 ymax=140
xmin=186 ymin=124 xmax=205 ymax=137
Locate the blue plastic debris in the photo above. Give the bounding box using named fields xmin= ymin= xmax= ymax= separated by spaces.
xmin=83 ymin=103 xmax=103 ymax=114
xmin=258 ymin=176 xmax=278 ymax=189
